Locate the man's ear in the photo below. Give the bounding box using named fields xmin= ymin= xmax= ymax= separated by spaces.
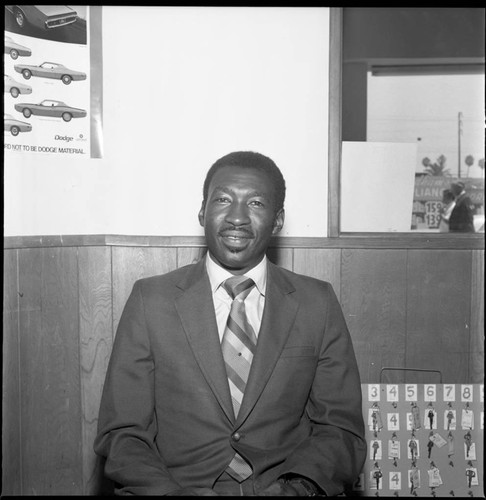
xmin=272 ymin=208 xmax=285 ymax=235
xmin=198 ymin=201 xmax=205 ymax=227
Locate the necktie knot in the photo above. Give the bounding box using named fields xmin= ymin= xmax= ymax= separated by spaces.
xmin=223 ymin=276 xmax=255 ymax=301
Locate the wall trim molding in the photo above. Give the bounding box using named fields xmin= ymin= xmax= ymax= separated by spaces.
xmin=4 ymin=233 xmax=484 ymax=250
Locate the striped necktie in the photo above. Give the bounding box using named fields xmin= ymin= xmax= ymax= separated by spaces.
xmin=221 ymin=275 xmax=257 ymax=481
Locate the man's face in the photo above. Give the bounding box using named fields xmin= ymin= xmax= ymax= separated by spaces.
xmin=199 ymin=165 xmax=284 ymax=275
xmin=451 ymin=184 xmax=463 ymax=196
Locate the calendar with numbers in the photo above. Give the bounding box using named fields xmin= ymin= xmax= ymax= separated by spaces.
xmin=352 ymin=384 xmax=483 ymax=497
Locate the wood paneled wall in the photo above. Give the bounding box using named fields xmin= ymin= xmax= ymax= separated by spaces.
xmin=3 ymin=241 xmax=484 ymax=495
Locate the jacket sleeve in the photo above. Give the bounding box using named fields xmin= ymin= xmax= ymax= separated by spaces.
xmin=278 ymin=283 xmax=367 ymax=496
xmin=93 ymin=281 xmax=180 ymax=495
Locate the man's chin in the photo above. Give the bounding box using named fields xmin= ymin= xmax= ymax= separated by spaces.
xmin=222 ymin=249 xmax=247 ymax=266
xmin=215 ymin=248 xmax=252 ymax=272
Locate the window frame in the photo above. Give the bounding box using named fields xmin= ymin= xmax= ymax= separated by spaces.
xmin=328 ymin=7 xmax=484 ymax=249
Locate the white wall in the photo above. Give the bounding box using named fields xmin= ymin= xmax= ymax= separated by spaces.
xmin=4 ymin=6 xmax=330 ymax=237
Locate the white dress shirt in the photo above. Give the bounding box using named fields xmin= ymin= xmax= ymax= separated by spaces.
xmin=438 ymin=200 xmax=456 ymax=232
xmin=205 ymin=252 xmax=267 ymax=342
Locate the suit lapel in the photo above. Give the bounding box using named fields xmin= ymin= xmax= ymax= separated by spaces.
xmin=174 ymin=260 xmax=235 ymax=423
xmin=236 ymin=262 xmax=299 ymax=425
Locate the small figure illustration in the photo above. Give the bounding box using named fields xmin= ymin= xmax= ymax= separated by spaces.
xmin=447 ymin=409 xmax=454 ymax=430
xmin=411 ymin=402 xmax=421 ymax=430
xmin=447 ymin=431 xmax=455 ymax=458
xmin=372 ymin=411 xmax=378 ymax=432
xmin=428 ymin=462 xmax=442 ymax=489
xmin=371 ymin=403 xmax=383 ymax=432
xmin=464 ymin=430 xmax=472 ymax=458
xmin=427 ymin=435 xmax=434 ymax=459
xmin=409 ymin=438 xmax=418 ymax=460
xmin=410 ymin=466 xmax=419 ymax=494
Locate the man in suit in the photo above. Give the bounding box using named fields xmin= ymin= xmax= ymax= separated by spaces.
xmin=449 ymin=181 xmax=475 ymax=233
xmin=94 ymin=151 xmax=366 ymax=496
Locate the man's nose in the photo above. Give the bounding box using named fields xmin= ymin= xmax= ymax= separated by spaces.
xmin=225 ymin=201 xmax=251 ymax=225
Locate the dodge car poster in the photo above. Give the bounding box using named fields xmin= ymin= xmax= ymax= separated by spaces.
xmin=4 ymin=5 xmax=103 ymax=158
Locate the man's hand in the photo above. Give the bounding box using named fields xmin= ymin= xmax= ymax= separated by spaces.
xmin=167 ymin=487 xmax=219 ymax=496
xmin=258 ymin=480 xmax=300 ymax=496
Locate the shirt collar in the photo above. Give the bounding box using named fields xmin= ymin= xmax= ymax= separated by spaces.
xmin=205 ymin=252 xmax=267 ymax=296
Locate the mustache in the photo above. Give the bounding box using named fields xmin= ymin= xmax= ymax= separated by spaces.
xmin=219 ymin=226 xmax=254 ymax=238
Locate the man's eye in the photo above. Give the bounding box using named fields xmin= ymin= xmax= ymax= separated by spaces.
xmin=249 ymin=200 xmax=264 ymax=207
xmin=215 ymin=197 xmax=230 ymax=203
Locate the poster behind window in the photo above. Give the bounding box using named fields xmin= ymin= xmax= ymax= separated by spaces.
xmin=4 ymin=5 xmax=102 ymax=159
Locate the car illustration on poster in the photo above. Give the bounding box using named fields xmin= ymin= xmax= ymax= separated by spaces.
xmin=14 ymin=61 xmax=87 ymax=85
xmin=5 ymin=5 xmax=78 ymax=30
xmin=4 ymin=113 xmax=32 ymax=136
xmin=4 ymin=74 xmax=33 ymax=98
xmin=4 ymin=35 xmax=32 ymax=60
xmin=14 ymin=99 xmax=87 ymax=122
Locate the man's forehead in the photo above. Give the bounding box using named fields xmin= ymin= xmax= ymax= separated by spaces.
xmin=212 ymin=184 xmax=269 ymax=197
xmin=210 ymin=166 xmax=273 ymax=189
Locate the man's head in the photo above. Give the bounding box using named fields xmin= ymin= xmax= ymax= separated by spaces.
xmin=199 ymin=151 xmax=286 ymax=274
xmin=442 ymin=189 xmax=455 ymax=203
xmin=202 ymin=151 xmax=286 ymax=213
xmin=451 ymin=181 xmax=465 ymax=197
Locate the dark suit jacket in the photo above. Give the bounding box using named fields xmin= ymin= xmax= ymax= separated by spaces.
xmin=94 ymin=258 xmax=366 ymax=495
xmin=449 ymin=193 xmax=475 ymax=232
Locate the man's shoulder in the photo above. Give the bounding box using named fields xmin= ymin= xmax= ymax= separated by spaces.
xmin=457 ymin=193 xmax=472 ymax=203
xmin=269 ymin=262 xmax=335 ymax=294
xmin=135 ymin=261 xmax=201 ymax=291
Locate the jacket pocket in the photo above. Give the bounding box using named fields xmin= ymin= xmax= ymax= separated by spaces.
xmin=279 ymin=345 xmax=316 ymax=358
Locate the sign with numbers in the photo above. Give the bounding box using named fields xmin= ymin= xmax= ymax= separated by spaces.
xmin=368 ymin=384 xmax=381 ymax=402
xmin=389 ymin=471 xmax=402 ymax=490
xmin=387 ymin=412 xmax=400 ymax=431
xmin=405 ymin=384 xmax=418 ymax=402
xmin=411 ymin=176 xmax=484 ymax=231
xmin=387 ymin=384 xmax=399 ymax=402
xmin=424 ymin=200 xmax=442 ymax=229
xmin=357 ymin=384 xmax=484 ymax=497
xmin=462 ymin=384 xmax=473 ymax=403
xmin=424 ymin=384 xmax=437 ymax=402
xmin=443 ymin=384 xmax=456 ymax=402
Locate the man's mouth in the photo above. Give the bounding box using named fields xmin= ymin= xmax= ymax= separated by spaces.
xmin=219 ymin=229 xmax=254 ymax=239
xmin=219 ymin=230 xmax=254 ymax=246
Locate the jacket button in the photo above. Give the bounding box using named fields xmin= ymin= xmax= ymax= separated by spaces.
xmin=232 ymin=432 xmax=241 ymax=442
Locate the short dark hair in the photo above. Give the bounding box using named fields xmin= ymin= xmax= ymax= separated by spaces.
xmin=451 ymin=181 xmax=465 ymax=195
xmin=442 ymin=189 xmax=454 ymax=201
xmin=202 ymin=151 xmax=286 ymax=212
